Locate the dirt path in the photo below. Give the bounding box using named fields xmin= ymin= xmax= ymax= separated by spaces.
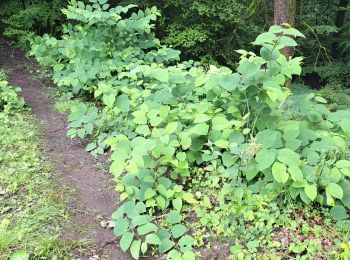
xmin=0 ymin=38 xmax=130 ymax=260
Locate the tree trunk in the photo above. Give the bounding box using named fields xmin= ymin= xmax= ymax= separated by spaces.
xmin=333 ymin=0 xmax=350 ymax=58
xmin=335 ymin=0 xmax=350 ymax=28
xmin=274 ymin=0 xmax=296 ymax=58
xmin=274 ymin=0 xmax=296 ymax=26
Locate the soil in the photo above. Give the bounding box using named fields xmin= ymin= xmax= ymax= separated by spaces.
xmin=0 ymin=37 xmax=130 ymax=260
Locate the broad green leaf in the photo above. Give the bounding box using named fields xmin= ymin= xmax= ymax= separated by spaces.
xmin=304 ymin=184 xmax=317 ymax=201
xmin=166 ymin=210 xmax=181 ymax=224
xmin=180 ymin=135 xmax=191 ymax=149
xmin=288 ymin=165 xmax=303 ymax=181
xmin=144 ymin=188 xmax=156 ymax=200
xmin=214 ymin=140 xmax=229 ymax=148
xmin=141 ymin=242 xmax=147 ymax=254
xmin=307 ymin=111 xmax=322 ymax=122
xmin=157 ymin=229 xmax=172 ymax=240
xmin=244 ymin=165 xmax=259 ymax=181
xmin=229 ymin=130 xmax=245 ymax=144
xmin=340 ymin=118 xmax=350 ymax=135
xmin=330 ymin=205 xmax=348 ymax=220
xmin=300 ymin=190 xmax=312 ymax=205
xmin=277 ymin=36 xmax=298 ymax=47
xmin=131 ymin=215 xmax=151 ymax=226
xmin=103 ymin=94 xmax=115 ymax=108
xmin=116 ymin=94 xmax=130 ymax=112
xmin=342 ymin=191 xmax=350 ymax=209
xmin=212 ymin=116 xmax=231 ymax=131
xmin=171 ymin=224 xmax=188 ymax=238
xmin=218 ymin=74 xmax=240 ymax=91
xmin=137 ymin=223 xmax=158 ymax=235
xmin=152 ymin=68 xmax=169 ymax=83
xmin=256 ymin=129 xmax=278 ymax=149
xmin=255 ymin=149 xmax=275 ymax=171
xmin=167 ymin=250 xmax=182 ymax=260
xmin=77 ymin=128 xmax=86 ymax=139
xmin=135 ymin=125 xmax=150 ymax=136
xmin=272 ymin=162 xmax=289 ymax=183
xmin=194 ymin=113 xmax=211 ymax=123
xmin=114 ymin=218 xmax=129 ymax=237
xmin=176 ymin=152 xmax=186 ymax=161
xmin=336 ymin=160 xmax=350 ymax=169
xmin=132 ymin=111 xmax=147 ymax=125
xmin=145 ymin=233 xmax=161 ymax=245
xmin=189 ymin=123 xmax=209 ymax=135
xmin=182 ymin=192 xmax=197 ymax=204
xmin=222 ymin=152 xmax=236 ymax=167
xmin=156 ymin=196 xmax=166 ymax=210
xmin=341 ymin=168 xmax=350 ymax=177
xmin=182 ymin=251 xmax=197 ymax=260
xmin=264 ymin=85 xmax=286 ymax=102
xmin=277 ymin=148 xmax=300 ymax=166
xmin=326 ymin=183 xmax=343 ymax=199
xmin=315 ymin=96 xmax=327 ymax=103
xmin=86 ymin=142 xmax=97 ymax=152
xmin=172 ymin=198 xmax=182 ymax=211
xmin=157 ymin=184 xmax=167 ymax=196
xmin=130 ymin=240 xmax=141 ymax=260
xmin=253 ymin=32 xmax=276 ymax=45
xmin=123 ymin=200 xmax=136 ymax=217
xmin=159 ymin=238 xmax=175 ymax=254
xmin=178 ymin=235 xmax=194 ymax=253
xmin=120 ymin=232 xmax=134 ymax=252
xmin=329 ymin=168 xmax=342 ymax=183
xmin=165 ymin=122 xmax=178 ymax=134
xmin=282 ymin=27 xmax=306 ymax=38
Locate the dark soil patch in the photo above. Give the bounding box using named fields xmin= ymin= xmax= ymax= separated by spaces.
xmin=0 ymin=37 xmax=130 ymax=260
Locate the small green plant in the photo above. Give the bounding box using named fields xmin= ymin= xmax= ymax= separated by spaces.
xmin=0 ymin=69 xmax=25 ymax=114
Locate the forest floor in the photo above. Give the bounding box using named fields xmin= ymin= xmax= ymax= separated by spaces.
xmin=0 ymin=37 xmax=130 ymax=259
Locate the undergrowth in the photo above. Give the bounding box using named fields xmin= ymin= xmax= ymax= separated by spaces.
xmin=0 ymin=69 xmax=83 ymax=259
xmin=0 ymin=0 xmax=65 ymax=49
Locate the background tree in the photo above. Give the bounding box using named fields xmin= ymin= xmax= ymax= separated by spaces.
xmin=274 ymin=0 xmax=296 ymax=58
xmin=332 ymin=0 xmax=350 ymax=58
xmin=1 ymin=0 xmax=350 ymax=89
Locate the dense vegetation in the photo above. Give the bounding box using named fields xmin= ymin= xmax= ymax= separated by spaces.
xmin=2 ymin=0 xmax=350 ymax=85
xmin=1 ymin=0 xmax=350 ymax=259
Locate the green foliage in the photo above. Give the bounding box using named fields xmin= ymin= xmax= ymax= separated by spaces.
xmin=31 ymin=0 xmax=350 ymax=258
xmin=2 ymin=0 xmax=349 ymax=86
xmin=0 ymin=0 xmax=65 ymax=48
xmin=297 ymin=1 xmax=350 ymax=88
xmin=0 ymin=69 xmax=25 ymax=115
xmin=116 ymin=0 xmax=268 ymax=66
xmin=318 ymin=83 xmax=350 ymax=111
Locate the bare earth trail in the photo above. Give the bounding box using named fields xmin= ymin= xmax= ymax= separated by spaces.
xmin=0 ymin=37 xmax=130 ymax=259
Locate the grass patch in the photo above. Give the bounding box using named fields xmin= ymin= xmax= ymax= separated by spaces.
xmin=0 ymin=111 xmax=85 ymax=258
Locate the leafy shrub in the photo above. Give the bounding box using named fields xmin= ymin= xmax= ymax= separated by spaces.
xmin=31 ymin=0 xmax=350 ymax=258
xmin=303 ymin=62 xmax=350 ymax=89
xmin=0 ymin=70 xmax=25 ymax=114
xmin=318 ymin=83 xmax=350 ymax=111
xmin=116 ymin=0 xmax=268 ymax=67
